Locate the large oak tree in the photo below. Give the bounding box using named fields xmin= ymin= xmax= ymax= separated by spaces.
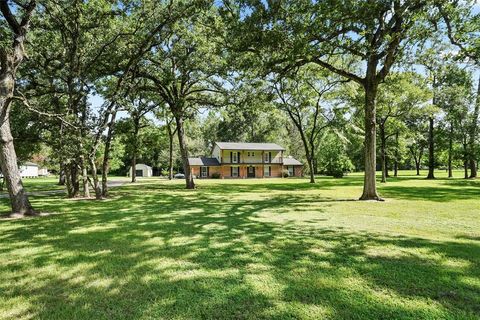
xmin=0 ymin=0 xmax=36 ymax=215
xmin=225 ymin=0 xmax=444 ymax=200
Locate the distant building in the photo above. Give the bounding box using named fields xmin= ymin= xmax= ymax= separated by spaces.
xmin=38 ymin=167 xmax=49 ymax=176
xmin=128 ymin=164 xmax=153 ymax=178
xmin=20 ymin=162 xmax=39 ymax=178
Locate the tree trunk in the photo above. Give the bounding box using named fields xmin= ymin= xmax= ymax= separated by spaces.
xmin=58 ymin=163 xmax=66 ymax=185
xmin=448 ymin=122 xmax=453 ymax=178
xmin=89 ymin=156 xmax=102 ymax=199
xmin=307 ymin=156 xmax=315 ymax=183
xmin=410 ymin=147 xmax=422 ymax=176
xmin=418 ymin=148 xmax=424 ymax=176
xmin=360 ymin=81 xmax=381 ymax=200
xmin=167 ymin=122 xmax=174 ymax=180
xmin=131 ymin=153 xmax=137 ymax=183
xmin=174 ymin=113 xmax=195 ymax=189
xmin=101 ymin=110 xmax=117 ymax=198
xmin=385 ymin=156 xmax=390 ymax=178
xmin=131 ymin=117 xmax=139 ymax=183
xmin=80 ymin=154 xmax=90 ymax=198
xmin=286 ymin=110 xmax=315 ymax=183
xmin=0 ymin=3 xmax=37 ymax=216
xmin=379 ymin=123 xmax=387 ymax=183
xmin=394 ymin=132 xmax=399 ymax=177
xmin=463 ymin=138 xmax=469 ymax=179
xmin=0 ymin=73 xmax=36 ymax=215
xmin=300 ymin=130 xmax=315 ymax=183
xmin=65 ymin=163 xmax=74 ymax=197
xmin=57 ymin=116 xmax=66 ymax=186
xmin=469 ymin=76 xmax=479 ymax=178
xmin=426 ymin=116 xmax=435 ymax=179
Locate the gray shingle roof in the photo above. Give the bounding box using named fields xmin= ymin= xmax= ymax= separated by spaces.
xmin=283 ymin=157 xmax=303 ymax=166
xmin=188 ymin=157 xmax=221 ymax=166
xmin=215 ymin=142 xmax=285 ymax=151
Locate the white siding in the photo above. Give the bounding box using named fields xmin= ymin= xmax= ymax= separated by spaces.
xmin=129 ymin=164 xmax=152 ymax=177
xmin=244 ymin=150 xmax=263 ymax=163
xmin=212 ymin=145 xmax=221 ymax=162
xmin=20 ymin=165 xmax=38 ymax=178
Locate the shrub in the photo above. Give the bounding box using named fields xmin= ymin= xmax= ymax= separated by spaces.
xmin=211 ymin=172 xmax=221 ymax=179
xmin=317 ymin=133 xmax=355 ymax=178
xmin=329 ymin=168 xmax=346 ymax=178
xmin=282 ymin=169 xmax=290 ymax=178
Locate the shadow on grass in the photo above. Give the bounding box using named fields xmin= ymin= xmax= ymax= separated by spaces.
xmin=380 ymin=184 xmax=480 ymax=202
xmin=0 ymin=182 xmax=478 ymax=319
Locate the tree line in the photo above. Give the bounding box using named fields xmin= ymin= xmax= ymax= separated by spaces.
xmin=0 ymin=0 xmax=479 ymax=215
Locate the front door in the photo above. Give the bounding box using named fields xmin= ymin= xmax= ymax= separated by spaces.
xmin=247 ymin=166 xmax=255 ymax=178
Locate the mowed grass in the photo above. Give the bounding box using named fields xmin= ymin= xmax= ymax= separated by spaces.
xmin=0 ymin=171 xmax=479 ymax=320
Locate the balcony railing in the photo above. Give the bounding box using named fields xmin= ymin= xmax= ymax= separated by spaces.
xmin=221 ymin=159 xmax=283 ymax=164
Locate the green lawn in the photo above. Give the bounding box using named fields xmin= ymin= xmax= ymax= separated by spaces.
xmin=1 ymin=177 xmax=64 ymax=193
xmin=0 ymin=171 xmax=479 ymax=319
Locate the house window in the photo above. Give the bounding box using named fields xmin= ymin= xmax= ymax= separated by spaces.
xmin=232 ymin=153 xmax=238 ymax=163
xmin=201 ymin=166 xmax=208 ymax=177
xmin=264 ymin=152 xmax=270 ymax=163
xmin=248 ymin=166 xmax=254 ymax=174
xmin=232 ymin=166 xmax=239 ymax=177
xmin=252 ymin=152 xmax=255 ymax=157
xmin=247 ymin=152 xmax=250 ymax=157
xmin=264 ymin=165 xmax=270 ymax=177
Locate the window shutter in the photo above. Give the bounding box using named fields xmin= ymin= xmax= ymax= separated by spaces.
xmin=269 ymin=152 xmax=272 ymax=163
xmin=238 ymin=152 xmax=241 ymax=163
xmin=230 ymin=166 xmax=232 ymax=177
xmin=207 ymin=167 xmax=210 ymax=177
xmin=269 ymin=166 xmax=271 ymax=176
xmin=230 ymin=152 xmax=232 ymax=163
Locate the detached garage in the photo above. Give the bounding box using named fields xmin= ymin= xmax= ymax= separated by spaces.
xmin=128 ymin=164 xmax=153 ymax=178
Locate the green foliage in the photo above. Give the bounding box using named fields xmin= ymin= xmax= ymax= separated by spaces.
xmin=9 ymin=102 xmax=44 ymax=162
xmin=318 ymin=133 xmax=354 ymax=178
xmin=101 ymin=138 xmax=125 ymax=172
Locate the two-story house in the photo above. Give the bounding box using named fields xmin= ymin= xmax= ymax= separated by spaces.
xmin=188 ymin=142 xmax=303 ymax=178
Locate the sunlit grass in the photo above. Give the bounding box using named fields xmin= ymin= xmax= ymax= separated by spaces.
xmin=0 ymin=170 xmax=479 ymax=319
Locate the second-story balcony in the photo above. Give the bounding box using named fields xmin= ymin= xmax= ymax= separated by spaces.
xmin=221 ymin=158 xmax=283 ymax=165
